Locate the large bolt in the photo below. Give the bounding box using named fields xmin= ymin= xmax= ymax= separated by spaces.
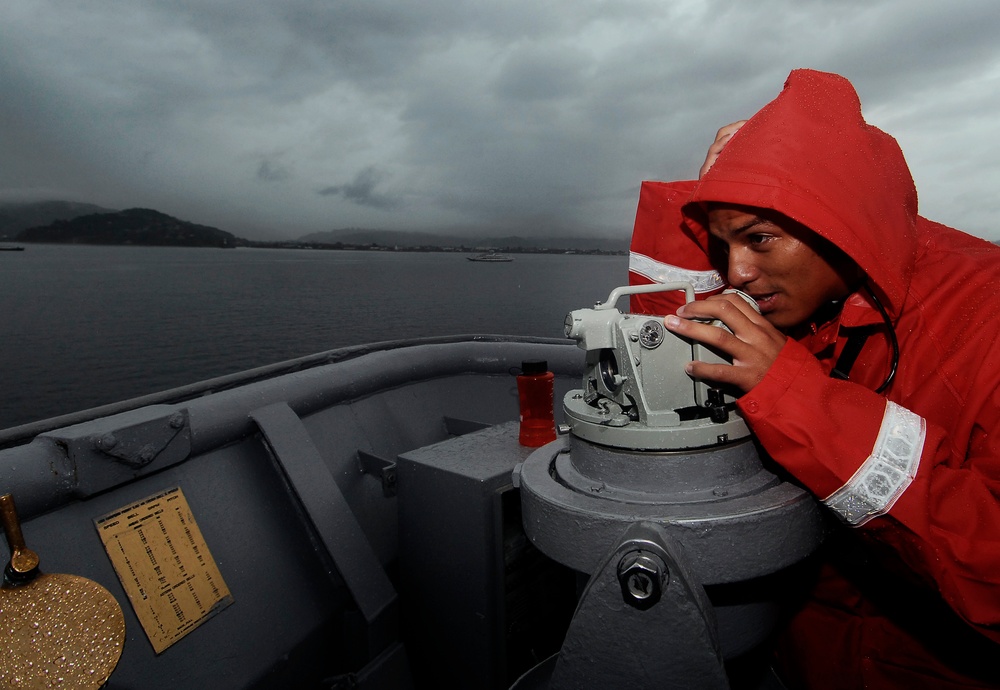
xmin=94 ymin=433 xmax=118 ymax=450
xmin=617 ymin=550 xmax=668 ymax=610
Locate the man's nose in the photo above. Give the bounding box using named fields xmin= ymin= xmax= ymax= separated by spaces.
xmin=727 ymin=248 xmax=760 ymax=288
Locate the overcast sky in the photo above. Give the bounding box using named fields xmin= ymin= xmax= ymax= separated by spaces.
xmin=3 ymin=0 xmax=999 ymax=241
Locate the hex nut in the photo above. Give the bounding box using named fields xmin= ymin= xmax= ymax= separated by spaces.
xmin=617 ymin=550 xmax=668 ymax=610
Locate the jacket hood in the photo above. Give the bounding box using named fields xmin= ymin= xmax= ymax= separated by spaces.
xmin=685 ymin=69 xmax=918 ymax=317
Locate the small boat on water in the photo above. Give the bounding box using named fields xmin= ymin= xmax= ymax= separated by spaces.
xmin=0 ymin=283 xmax=822 ymax=689
xmin=467 ymin=251 xmax=513 ymax=262
xmin=0 ymin=245 xmax=25 ymax=251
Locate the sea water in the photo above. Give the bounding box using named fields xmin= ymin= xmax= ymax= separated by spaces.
xmin=0 ymin=244 xmax=627 ymax=429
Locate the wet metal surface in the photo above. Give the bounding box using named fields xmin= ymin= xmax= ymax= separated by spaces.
xmin=0 ymin=573 xmax=126 ymax=688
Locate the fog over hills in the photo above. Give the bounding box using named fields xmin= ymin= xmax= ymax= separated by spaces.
xmin=298 ymin=228 xmax=629 ymax=252
xmin=2 ymin=200 xmax=626 ymax=251
xmin=0 ymin=200 xmax=116 ymax=239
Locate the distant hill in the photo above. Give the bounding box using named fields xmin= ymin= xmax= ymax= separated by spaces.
xmin=299 ymin=228 xmax=628 ymax=252
xmin=17 ymin=208 xmax=239 ymax=248
xmin=3 ymin=199 xmax=628 ymax=252
xmin=0 ymin=200 xmax=116 ymax=240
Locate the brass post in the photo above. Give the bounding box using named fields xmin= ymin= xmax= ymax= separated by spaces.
xmin=0 ymin=493 xmax=40 ymax=579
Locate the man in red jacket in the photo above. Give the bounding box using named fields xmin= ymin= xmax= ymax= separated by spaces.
xmin=629 ymin=69 xmax=1000 ymax=688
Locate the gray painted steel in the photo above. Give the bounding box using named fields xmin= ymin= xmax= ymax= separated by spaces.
xmin=0 ymin=337 xmax=581 ymax=688
xmin=251 ymin=401 xmax=398 ymax=658
xmin=517 ymin=437 xmax=825 ymax=585
xmin=397 ymin=421 xmax=542 ymax=689
xmin=548 ymin=523 xmax=730 ymax=690
xmin=514 ymin=296 xmax=828 ymax=688
xmin=0 ymin=334 xmax=827 ymax=689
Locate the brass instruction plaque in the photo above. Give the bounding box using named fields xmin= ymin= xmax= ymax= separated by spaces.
xmin=95 ymin=486 xmax=233 ymax=654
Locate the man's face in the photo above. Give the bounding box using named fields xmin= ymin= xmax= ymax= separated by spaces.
xmin=706 ymin=204 xmax=860 ymax=331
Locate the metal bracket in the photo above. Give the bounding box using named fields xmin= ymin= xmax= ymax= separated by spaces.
xmin=90 ymin=411 xmax=187 ymax=468
xmin=40 ymin=406 xmax=192 ymax=500
xmin=250 ymin=402 xmax=398 ymax=661
xmin=549 ymin=522 xmax=729 ymax=690
xmin=357 ymin=451 xmax=397 ymax=497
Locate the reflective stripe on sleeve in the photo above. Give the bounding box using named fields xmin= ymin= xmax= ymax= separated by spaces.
xmin=628 ymin=252 xmax=725 ymax=294
xmin=823 ymin=401 xmax=926 ymax=526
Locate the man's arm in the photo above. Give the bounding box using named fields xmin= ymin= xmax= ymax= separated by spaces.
xmin=667 ymin=301 xmax=1000 ymax=644
xmin=742 ymin=339 xmax=1000 ymax=644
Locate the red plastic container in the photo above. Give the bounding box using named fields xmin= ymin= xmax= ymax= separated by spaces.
xmin=517 ymin=360 xmax=557 ymax=447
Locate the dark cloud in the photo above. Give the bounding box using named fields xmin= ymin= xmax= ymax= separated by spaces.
xmin=1 ymin=0 xmax=999 ymax=240
xmin=257 ymin=160 xmax=290 ymax=182
xmin=318 ymin=166 xmax=398 ymax=210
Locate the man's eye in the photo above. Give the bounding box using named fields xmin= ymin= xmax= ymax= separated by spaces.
xmin=748 ymin=234 xmax=772 ymax=246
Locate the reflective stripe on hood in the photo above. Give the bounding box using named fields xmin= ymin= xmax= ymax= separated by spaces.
xmin=683 ymin=69 xmax=918 ymax=319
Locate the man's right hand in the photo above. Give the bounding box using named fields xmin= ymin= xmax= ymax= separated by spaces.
xmin=698 ymin=120 xmax=748 ymax=179
xmin=664 ymin=291 xmax=787 ymax=394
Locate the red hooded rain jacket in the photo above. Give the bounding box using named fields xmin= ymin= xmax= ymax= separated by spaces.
xmin=629 ymin=69 xmax=1000 ymax=688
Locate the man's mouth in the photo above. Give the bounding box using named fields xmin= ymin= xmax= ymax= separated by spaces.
xmin=750 ymin=293 xmax=778 ymax=312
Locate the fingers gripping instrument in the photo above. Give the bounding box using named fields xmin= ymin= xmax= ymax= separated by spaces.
xmin=562 ymin=283 xmax=758 ymax=450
